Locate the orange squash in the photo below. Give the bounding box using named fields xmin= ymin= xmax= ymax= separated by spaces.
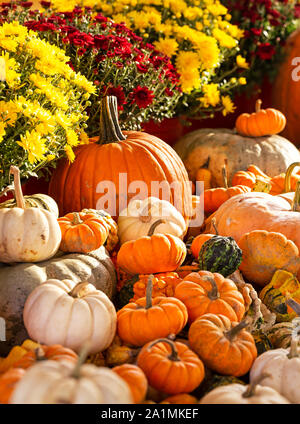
xmin=174 ymin=270 xmax=245 ymax=324
xmin=235 ymin=99 xmax=286 ymax=137
xmin=161 ymin=394 xmax=198 ymax=404
xmin=13 ymin=345 xmax=78 ymax=370
xmin=131 ymin=272 xmax=183 ymax=301
xmin=57 ymin=211 xmax=110 ymax=253
xmin=238 ymin=231 xmax=300 ymax=287
xmin=0 ymin=368 xmax=26 ymax=404
xmin=113 ymin=364 xmax=148 ymax=404
xmin=117 ymin=276 xmax=188 ymax=346
xmin=232 ymin=165 xmax=271 ymax=189
xmin=137 ymin=338 xmax=205 ymax=395
xmin=188 ymin=314 xmax=257 ymax=376
xmin=49 ymin=96 xmax=192 ymax=222
xmin=117 ymin=220 xmax=186 ymax=275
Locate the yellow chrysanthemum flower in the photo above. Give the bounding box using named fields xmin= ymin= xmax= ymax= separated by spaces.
xmin=222 ymin=95 xmax=236 ymax=116
xmin=195 ymin=36 xmax=220 ymax=70
xmin=179 ymin=68 xmax=201 ymax=93
xmin=239 ymin=77 xmax=247 ymax=85
xmin=236 ymin=55 xmax=249 ymax=69
xmin=154 ymin=38 xmax=179 ymax=57
xmin=64 ymin=144 xmax=75 ymax=162
xmin=17 ymin=130 xmax=47 ymax=164
xmin=199 ymin=84 xmax=220 ymax=107
xmin=176 ymin=51 xmax=200 ymax=72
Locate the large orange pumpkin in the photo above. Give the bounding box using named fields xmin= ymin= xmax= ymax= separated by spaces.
xmin=49 ymin=96 xmax=192 ymax=221
xmin=272 ymin=28 xmax=300 ymax=146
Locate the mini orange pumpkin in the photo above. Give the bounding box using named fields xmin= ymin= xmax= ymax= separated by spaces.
xmin=174 ymin=270 xmax=245 ymax=324
xmin=117 ymin=276 xmax=188 ymax=346
xmin=232 ymin=165 xmax=271 ymax=189
xmin=161 ymin=394 xmax=198 ymax=404
xmin=188 ymin=313 xmax=257 ymax=377
xmin=13 ymin=344 xmax=78 ymax=370
xmin=137 ymin=338 xmax=205 ymax=395
xmin=191 ymin=218 xmax=218 ymax=259
xmin=58 ymin=210 xmax=110 ymax=253
xmin=204 ymin=162 xmax=251 ymax=214
xmin=0 ymin=368 xmax=26 ymax=404
xmin=113 ymin=364 xmax=148 ymax=404
xmin=235 ymin=99 xmax=286 ymax=137
xmin=238 ymin=230 xmax=300 ymax=287
xmin=131 ymin=272 xmax=183 ymax=301
xmin=117 ymin=220 xmax=186 ymax=275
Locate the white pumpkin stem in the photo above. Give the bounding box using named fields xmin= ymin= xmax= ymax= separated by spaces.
xmin=225 ymin=320 xmax=248 ymax=342
xmin=72 ymin=212 xmax=83 ymax=225
xmin=9 ymin=166 xmax=25 ymax=209
xmin=147 ymin=338 xmax=180 ymax=362
xmin=204 ymin=276 xmax=219 ymax=301
xmin=255 ymin=99 xmax=262 ymax=113
xmin=243 ymin=373 xmax=271 ymax=398
xmin=139 ymin=201 xmax=152 ymax=223
xmin=284 ymin=162 xmax=300 ymax=193
xmin=69 ymin=282 xmax=90 ymax=298
xmin=147 ymin=219 xmax=166 ymax=237
xmin=146 ymin=275 xmax=154 ymax=309
xmin=70 ymin=342 xmax=91 ymax=379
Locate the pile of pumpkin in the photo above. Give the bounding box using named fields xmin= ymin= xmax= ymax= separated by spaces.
xmin=1 ymin=97 xmax=300 ymax=404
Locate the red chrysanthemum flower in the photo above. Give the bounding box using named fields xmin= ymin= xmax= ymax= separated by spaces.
xmin=130 ymin=86 xmax=154 ymax=108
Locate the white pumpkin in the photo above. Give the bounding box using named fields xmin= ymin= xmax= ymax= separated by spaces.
xmin=250 ymin=337 xmax=300 ymax=404
xmin=11 ymin=360 xmax=133 ymax=404
xmin=23 ymin=279 xmax=117 ymax=354
xmin=118 ymin=196 xmax=187 ymax=245
xmin=200 ymin=378 xmax=290 ymax=404
xmin=0 ymin=166 xmax=61 ymax=263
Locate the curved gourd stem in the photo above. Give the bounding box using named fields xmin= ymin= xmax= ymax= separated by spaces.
xmin=147 ymin=338 xmax=180 ymax=362
xmin=284 ymin=162 xmax=300 ymax=193
xmin=211 ymin=218 xmax=219 ymax=235
xmin=255 ymin=99 xmax=262 ymax=113
xmin=292 ymin=181 xmax=300 ymax=212
xmin=9 ymin=166 xmax=25 ymax=209
xmin=145 ymin=275 xmax=154 ymax=310
xmin=147 ymin=219 xmax=166 ymax=237
xmin=242 ymin=373 xmax=270 ymax=398
xmin=204 ymin=276 xmax=219 ymax=300
xmin=225 ymin=320 xmax=248 ymax=342
xmin=98 ymin=96 xmax=126 ymax=144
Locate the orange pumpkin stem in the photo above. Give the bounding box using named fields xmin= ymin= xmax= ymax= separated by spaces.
xmin=35 ymin=347 xmax=46 ymax=362
xmin=242 ymin=373 xmax=270 ymax=398
xmin=99 ymin=96 xmax=127 ymax=144
xmin=255 ymin=99 xmax=262 ymax=113
xmin=284 ymin=162 xmax=300 ymax=193
xmin=68 ymin=282 xmax=90 ymax=299
xmin=139 ymin=202 xmax=152 ymax=223
xmin=292 ymin=181 xmax=300 ymax=212
xmin=211 ymin=218 xmax=219 ymax=235
xmin=147 ymin=338 xmax=180 ymax=362
xmin=146 ymin=275 xmax=154 ymax=309
xmin=225 ymin=320 xmax=248 ymax=342
xmin=72 ymin=212 xmax=83 ymax=225
xmin=222 ymin=159 xmax=229 ymax=189
xmin=9 ymin=166 xmax=25 ymax=209
xmin=204 ymin=276 xmax=219 ymax=300
xmin=147 ymin=219 xmax=166 ymax=237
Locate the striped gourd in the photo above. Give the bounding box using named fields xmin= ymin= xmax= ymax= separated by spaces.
xmin=198 ymin=235 xmax=242 ymax=277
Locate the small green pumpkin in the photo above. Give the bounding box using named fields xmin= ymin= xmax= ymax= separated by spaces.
xmin=0 ymin=193 xmax=59 ymax=217
xmin=198 ymin=235 xmax=242 ymax=277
